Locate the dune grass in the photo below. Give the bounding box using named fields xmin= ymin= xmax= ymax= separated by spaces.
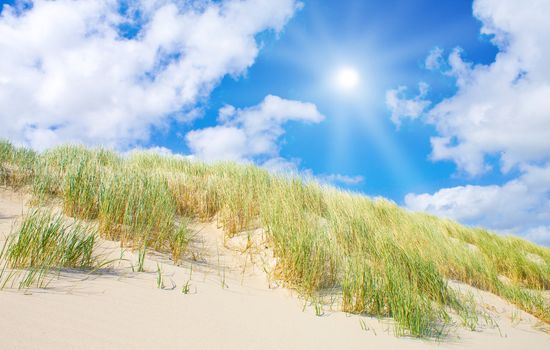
xmin=0 ymin=140 xmax=37 ymax=188
xmin=0 ymin=139 xmax=549 ymax=337
xmin=0 ymin=208 xmax=98 ymax=289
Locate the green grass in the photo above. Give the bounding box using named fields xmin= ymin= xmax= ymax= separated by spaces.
xmin=156 ymin=263 xmax=164 ymax=289
xmin=1 ymin=139 xmax=549 ymax=337
xmin=0 ymin=209 xmax=98 ymax=289
xmin=63 ymin=154 xmax=102 ymax=219
xmin=98 ymin=167 xmax=178 ymax=251
xmin=0 ymin=140 xmax=37 ymax=188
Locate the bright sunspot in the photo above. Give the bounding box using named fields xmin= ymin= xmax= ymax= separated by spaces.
xmin=334 ymin=66 xmax=360 ymax=91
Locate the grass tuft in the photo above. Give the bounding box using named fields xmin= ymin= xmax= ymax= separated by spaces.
xmin=0 ymin=209 xmax=98 ymax=289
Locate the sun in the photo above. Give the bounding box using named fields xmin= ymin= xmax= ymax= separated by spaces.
xmin=334 ymin=66 xmax=360 ymax=91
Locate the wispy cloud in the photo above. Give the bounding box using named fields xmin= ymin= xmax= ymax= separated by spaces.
xmin=320 ymin=173 xmax=364 ymax=186
xmin=385 ymin=82 xmax=430 ymax=127
xmin=425 ymin=47 xmax=444 ymax=70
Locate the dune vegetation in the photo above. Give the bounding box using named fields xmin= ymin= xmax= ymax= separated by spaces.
xmin=0 ymin=208 xmax=98 ymax=289
xmin=0 ymin=139 xmax=549 ymax=337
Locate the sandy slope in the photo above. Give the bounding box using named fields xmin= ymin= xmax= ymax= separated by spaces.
xmin=0 ymin=187 xmax=549 ymax=350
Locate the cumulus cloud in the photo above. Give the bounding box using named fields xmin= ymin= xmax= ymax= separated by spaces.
xmin=385 ymin=82 xmax=430 ymax=126
xmin=427 ymin=0 xmax=550 ymax=176
xmin=400 ymin=0 xmax=550 ymax=244
xmin=186 ymin=126 xmax=248 ymax=162
xmin=405 ymin=163 xmax=550 ymax=245
xmin=186 ymin=94 xmax=324 ymax=162
xmin=0 ymin=0 xmax=301 ymax=150
xmin=389 ymin=0 xmax=550 ymax=175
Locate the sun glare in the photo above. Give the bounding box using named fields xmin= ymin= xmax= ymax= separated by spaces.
xmin=334 ymin=66 xmax=360 ymax=91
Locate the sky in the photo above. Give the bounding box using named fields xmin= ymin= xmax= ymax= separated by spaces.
xmin=1 ymin=0 xmax=549 ymax=245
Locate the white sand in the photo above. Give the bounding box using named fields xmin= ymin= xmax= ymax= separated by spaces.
xmin=0 ymin=187 xmax=549 ymax=349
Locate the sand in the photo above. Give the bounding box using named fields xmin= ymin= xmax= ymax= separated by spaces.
xmin=0 ymin=187 xmax=549 ymax=349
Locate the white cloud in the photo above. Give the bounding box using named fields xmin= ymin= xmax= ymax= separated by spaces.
xmin=320 ymin=173 xmax=364 ymax=186
xmin=397 ymin=0 xmax=550 ymax=244
xmin=425 ymin=47 xmax=444 ymax=70
xmin=524 ymin=226 xmax=550 ymax=247
xmin=261 ymin=157 xmax=302 ymax=175
xmin=124 ymin=145 xmax=192 ymax=160
xmin=0 ymin=0 xmax=301 ymax=150
xmin=405 ymin=163 xmax=550 ymax=246
xmin=427 ymin=0 xmax=550 ymax=176
xmin=385 ymin=82 xmax=430 ymax=126
xmin=186 ymin=126 xmax=248 ymax=162
xmin=388 ymin=0 xmax=550 ymax=176
xmin=260 ymin=157 xmax=364 ymax=189
xmin=186 ymin=94 xmax=324 ymax=162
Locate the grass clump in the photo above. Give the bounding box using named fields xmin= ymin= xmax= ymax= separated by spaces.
xmin=63 ymin=156 xmax=102 ymax=219
xmin=0 ymin=140 xmax=37 ymax=188
xmin=98 ymin=167 xmax=177 ymax=251
xmin=169 ymin=222 xmax=189 ymax=263
xmin=0 ymin=209 xmax=97 ymax=289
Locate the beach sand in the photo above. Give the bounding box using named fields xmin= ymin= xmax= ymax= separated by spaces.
xmin=0 ymin=187 xmax=549 ymax=349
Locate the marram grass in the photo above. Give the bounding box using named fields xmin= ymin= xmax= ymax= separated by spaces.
xmin=0 ymin=139 xmax=549 ymax=337
xmin=0 ymin=208 xmax=97 ymax=289
xmin=0 ymin=140 xmax=37 ymax=188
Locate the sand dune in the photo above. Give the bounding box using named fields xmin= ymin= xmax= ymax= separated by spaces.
xmin=0 ymin=187 xmax=549 ymax=349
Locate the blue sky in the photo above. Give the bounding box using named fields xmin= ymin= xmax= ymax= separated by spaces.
xmin=1 ymin=0 xmax=549 ymax=245
xmin=160 ymin=0 xmax=500 ymax=200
